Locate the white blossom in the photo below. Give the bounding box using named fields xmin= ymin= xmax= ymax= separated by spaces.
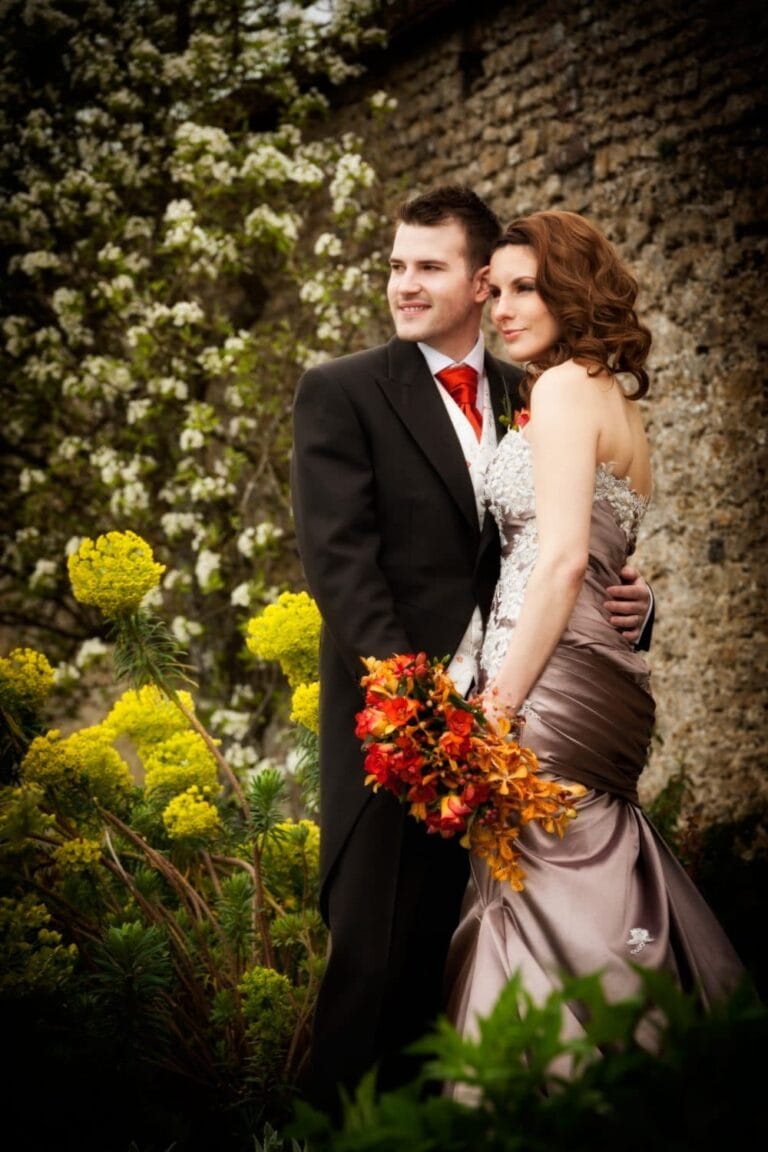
xmin=244 ymin=206 xmax=300 ymax=248
xmin=174 ymin=122 xmax=233 ymax=155
xmin=147 ymin=375 xmax=188 ymax=400
xmin=225 ymin=743 xmax=260 ymax=770
xmin=170 ymin=301 xmax=205 ymax=327
xmin=299 ymin=277 xmax=326 ymax=304
xmin=97 ymin=273 xmax=135 ymax=301
xmin=257 ymin=521 xmax=284 ymax=546
xmin=29 ymin=558 xmax=57 ymax=589
xmin=224 ymin=382 xmax=245 ymax=408
xmin=369 ymin=90 xmax=398 ymax=112
xmin=123 ymin=216 xmax=153 ymax=240
xmin=54 ymin=662 xmax=81 ymax=686
xmin=341 ymin=265 xmax=368 ymax=293
xmin=110 ymin=480 xmax=150 ymax=517
xmin=209 ymin=709 xmax=251 ymax=741
xmin=230 ymin=682 xmax=257 ymax=709
xmin=3 ymin=314 xmax=31 ymax=356
xmin=289 ymin=158 xmax=324 ymax=185
xmin=230 ymin=582 xmax=253 ymax=607
xmin=195 ymin=548 xmax=221 ymax=591
xmin=15 ymin=250 xmax=61 ymax=275
xmin=240 ymin=143 xmax=292 ymax=181
xmin=297 ymin=345 xmax=329 ymax=370
xmin=236 ymin=522 xmax=284 ymax=557
xmin=75 ymin=638 xmax=109 ymax=668
xmin=161 ymin=511 xmax=200 ymax=540
xmin=314 ymin=232 xmax=342 ymax=257
xmin=141 ymin=586 xmax=164 ymax=611
xmin=97 ymin=242 xmax=123 ymax=264
xmin=19 ymin=468 xmax=46 ymax=492
xmin=228 ymin=415 xmax=257 ymax=437
xmin=91 ymin=446 xmax=123 ymax=486
xmin=162 ymin=569 xmax=192 ymax=592
xmin=236 ymin=528 xmax=257 ymax=558
xmin=163 ymin=197 xmax=194 ymax=223
xmin=171 ymin=615 xmax=204 ymax=644
xmin=127 ymin=398 xmax=152 ymax=424
xmin=330 ymin=152 xmax=375 ymax=216
xmin=126 ymin=324 xmax=149 ymax=348
xmin=188 ymin=472 xmax=235 ymax=502
xmin=317 ymin=319 xmax=342 ymax=343
xmin=180 ymin=427 xmax=205 ymax=451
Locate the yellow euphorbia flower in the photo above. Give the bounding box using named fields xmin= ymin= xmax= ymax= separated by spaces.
xmin=142 ymin=730 xmax=221 ymax=800
xmin=22 ymin=726 xmax=134 ymax=809
xmin=246 ymin=591 xmax=320 ymax=687
xmin=0 ymin=647 xmax=55 ymax=706
xmin=67 ymin=530 xmax=165 ymax=617
xmin=103 ymin=684 xmax=195 ymax=752
xmin=52 ymin=837 xmax=103 ymax=873
xmin=261 ymin=819 xmax=320 ymax=903
xmin=162 ymin=785 xmax=221 ymax=842
xmin=290 ymin=680 xmax=320 ymax=734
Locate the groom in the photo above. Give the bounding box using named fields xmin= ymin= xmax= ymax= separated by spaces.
xmin=290 ymin=185 xmax=652 ymax=1113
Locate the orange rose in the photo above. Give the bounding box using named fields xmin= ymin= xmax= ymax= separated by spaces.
xmin=425 ymin=793 xmax=473 ymax=837
xmin=437 ymin=729 xmax=472 ymax=760
xmin=444 ymin=704 xmax=475 ymax=737
xmin=380 ymin=695 xmax=421 ymax=727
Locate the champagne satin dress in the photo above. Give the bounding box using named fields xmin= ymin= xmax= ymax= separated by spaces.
xmin=445 ymin=431 xmax=745 ymax=1048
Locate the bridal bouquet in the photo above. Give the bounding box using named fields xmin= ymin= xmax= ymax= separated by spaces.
xmin=355 ymin=652 xmax=582 ymax=891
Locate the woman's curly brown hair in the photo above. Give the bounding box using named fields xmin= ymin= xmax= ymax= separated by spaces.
xmin=495 ymin=210 xmax=651 ymax=402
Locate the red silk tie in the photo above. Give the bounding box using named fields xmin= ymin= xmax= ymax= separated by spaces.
xmin=436 ymin=363 xmax=483 ymax=441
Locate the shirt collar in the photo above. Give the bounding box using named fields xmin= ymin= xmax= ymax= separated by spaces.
xmin=418 ymin=333 xmax=485 ymax=379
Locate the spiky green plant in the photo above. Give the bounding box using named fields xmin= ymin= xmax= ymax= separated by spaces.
xmin=292 ymin=968 xmax=765 ymax=1151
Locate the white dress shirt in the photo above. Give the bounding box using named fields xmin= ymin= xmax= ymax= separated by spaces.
xmin=418 ymin=336 xmax=498 ymax=695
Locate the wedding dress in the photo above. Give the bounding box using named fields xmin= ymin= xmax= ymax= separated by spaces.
xmin=445 ymin=430 xmax=745 ymax=1047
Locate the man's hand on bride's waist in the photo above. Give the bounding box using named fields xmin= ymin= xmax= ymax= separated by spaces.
xmin=604 ymin=565 xmax=652 ymax=646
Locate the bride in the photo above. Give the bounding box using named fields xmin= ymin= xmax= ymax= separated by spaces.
xmin=445 ymin=210 xmax=746 ymax=1049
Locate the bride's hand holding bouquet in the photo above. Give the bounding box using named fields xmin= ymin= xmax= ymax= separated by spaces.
xmin=355 ymin=652 xmax=584 ymax=892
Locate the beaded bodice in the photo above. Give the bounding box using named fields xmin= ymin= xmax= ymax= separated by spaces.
xmin=480 ymin=431 xmax=650 ymax=682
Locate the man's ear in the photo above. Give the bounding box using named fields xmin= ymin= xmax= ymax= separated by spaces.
xmin=475 ymin=264 xmax=491 ymax=303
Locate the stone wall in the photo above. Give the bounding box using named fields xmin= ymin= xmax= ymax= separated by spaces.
xmin=320 ymin=0 xmax=768 ymax=823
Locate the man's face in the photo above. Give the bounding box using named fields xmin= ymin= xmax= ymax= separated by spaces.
xmin=387 ymin=221 xmax=489 ymax=362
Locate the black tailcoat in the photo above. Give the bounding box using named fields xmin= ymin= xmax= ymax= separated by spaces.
xmin=291 ymin=336 xmax=523 ymax=1105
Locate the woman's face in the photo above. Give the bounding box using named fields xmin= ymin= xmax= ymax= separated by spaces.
xmin=488 ymin=244 xmax=560 ymax=362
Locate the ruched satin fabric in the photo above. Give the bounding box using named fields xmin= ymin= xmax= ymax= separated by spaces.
xmin=445 ymin=435 xmax=746 ymax=1065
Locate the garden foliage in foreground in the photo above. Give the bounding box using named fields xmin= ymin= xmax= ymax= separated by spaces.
xmin=290 ymin=967 xmax=765 ymax=1151
xmin=2 ymin=534 xmax=326 ymax=1147
xmin=2 ymin=531 xmax=766 ymax=1150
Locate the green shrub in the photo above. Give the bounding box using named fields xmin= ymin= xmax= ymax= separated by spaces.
xmin=292 ymin=968 xmax=765 ymax=1150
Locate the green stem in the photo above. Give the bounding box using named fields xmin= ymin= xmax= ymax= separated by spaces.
xmin=171 ymin=693 xmax=248 ymax=815
xmin=252 ymin=838 xmax=276 ymax=970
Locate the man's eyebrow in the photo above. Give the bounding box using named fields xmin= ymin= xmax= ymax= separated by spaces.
xmin=389 ymin=257 xmax=449 ymax=266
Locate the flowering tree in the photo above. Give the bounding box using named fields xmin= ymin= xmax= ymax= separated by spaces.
xmin=1 ymin=0 xmax=394 ymax=769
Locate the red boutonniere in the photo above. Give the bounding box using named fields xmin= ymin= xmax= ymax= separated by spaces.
xmin=512 ymin=408 xmax=530 ymax=432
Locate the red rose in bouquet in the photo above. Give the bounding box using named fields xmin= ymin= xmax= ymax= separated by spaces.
xmin=355 ymin=652 xmax=583 ymax=891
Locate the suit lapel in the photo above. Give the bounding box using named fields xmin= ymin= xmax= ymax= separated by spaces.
xmin=375 ymin=339 xmax=480 ymax=532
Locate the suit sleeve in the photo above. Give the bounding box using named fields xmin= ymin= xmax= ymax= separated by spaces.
xmin=290 ymin=366 xmax=412 ymax=681
xmin=635 ymin=589 xmax=654 ymax=652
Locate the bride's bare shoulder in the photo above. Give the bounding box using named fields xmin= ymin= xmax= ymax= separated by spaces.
xmin=532 ymin=360 xmax=604 ymax=405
